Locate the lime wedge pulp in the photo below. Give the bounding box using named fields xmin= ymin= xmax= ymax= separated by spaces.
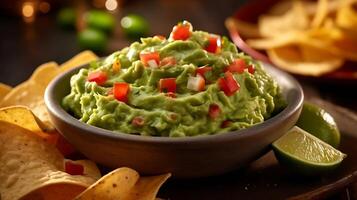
xmin=272 ymin=126 xmax=346 ymax=175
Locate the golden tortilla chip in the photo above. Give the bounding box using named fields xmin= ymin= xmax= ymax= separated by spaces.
xmin=311 ymin=0 xmax=329 ymax=28
xmin=60 ymin=50 xmax=98 ymax=72
xmin=225 ymin=17 xmax=261 ymax=38
xmin=0 ymin=83 xmax=12 ymax=101
xmin=75 ymin=167 xmax=171 ymax=200
xmin=0 ymin=62 xmax=59 ymax=124
xmin=267 ymin=45 xmax=344 ymax=76
xmin=258 ymin=1 xmax=309 ymax=37
xmin=0 ymin=51 xmax=98 ymax=125
xmin=0 ymin=121 xmax=101 ymax=200
xmin=0 ymin=106 xmax=47 ymax=133
xmin=0 ymin=106 xmax=58 ymax=144
xmin=336 ymin=0 xmax=357 ymax=31
xmin=247 ymin=31 xmax=302 ymax=50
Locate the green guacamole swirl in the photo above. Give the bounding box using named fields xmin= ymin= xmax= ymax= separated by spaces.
xmin=62 ymin=24 xmax=285 ymax=137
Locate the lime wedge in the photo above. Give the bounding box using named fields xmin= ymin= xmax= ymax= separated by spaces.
xmin=296 ymin=102 xmax=340 ymax=148
xmin=273 ymin=126 xmax=346 ymax=175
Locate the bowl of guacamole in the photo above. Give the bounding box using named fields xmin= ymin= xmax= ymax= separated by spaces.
xmin=45 ymin=21 xmax=303 ymax=178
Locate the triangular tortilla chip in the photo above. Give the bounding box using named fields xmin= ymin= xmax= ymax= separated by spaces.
xmin=75 ymin=167 xmax=171 ymax=200
xmin=0 ymin=121 xmax=101 ymax=200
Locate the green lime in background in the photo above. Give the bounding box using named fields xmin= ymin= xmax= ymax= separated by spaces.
xmin=78 ymin=29 xmax=108 ymax=52
xmin=121 ymin=14 xmax=149 ymax=39
xmin=57 ymin=8 xmax=76 ymax=29
xmin=86 ymin=10 xmax=116 ymax=33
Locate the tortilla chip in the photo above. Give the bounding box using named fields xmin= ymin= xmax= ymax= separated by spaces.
xmin=0 ymin=121 xmax=100 ymax=200
xmin=0 ymin=62 xmax=59 ymax=124
xmin=0 ymin=51 xmax=98 ymax=126
xmin=0 ymin=106 xmax=47 ymax=133
xmin=267 ymin=45 xmax=344 ymax=76
xmin=225 ymin=17 xmax=261 ymax=38
xmin=311 ymin=0 xmax=329 ymax=28
xmin=247 ymin=31 xmax=302 ymax=50
xmin=60 ymin=50 xmax=98 ymax=72
xmin=336 ymin=0 xmax=357 ymax=31
xmin=0 ymin=106 xmax=59 ymax=145
xmin=0 ymin=83 xmax=12 ymax=101
xmin=75 ymin=167 xmax=171 ymax=200
xmin=258 ymin=1 xmax=309 ymax=37
xmin=30 ymin=61 xmax=61 ymax=88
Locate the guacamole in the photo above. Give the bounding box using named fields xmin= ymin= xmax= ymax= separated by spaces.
xmin=62 ymin=21 xmax=285 ymax=137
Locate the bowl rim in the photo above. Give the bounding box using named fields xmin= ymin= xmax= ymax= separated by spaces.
xmin=45 ymin=60 xmax=304 ymax=145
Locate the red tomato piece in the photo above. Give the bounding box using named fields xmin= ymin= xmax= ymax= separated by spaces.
xmin=205 ymin=35 xmax=222 ymax=53
xmin=132 ymin=116 xmax=145 ymax=127
xmin=65 ymin=161 xmax=84 ymax=175
xmin=140 ymin=52 xmax=160 ymax=68
xmin=226 ymin=59 xmax=246 ymax=74
xmin=87 ymin=71 xmax=107 ymax=86
xmin=196 ymin=66 xmax=212 ymax=79
xmin=160 ymin=56 xmax=177 ymax=67
xmin=159 ymin=78 xmax=176 ymax=93
xmin=218 ymin=72 xmax=240 ymax=96
xmin=224 ymin=71 xmax=240 ymax=95
xmin=247 ymin=65 xmax=255 ymax=74
xmin=209 ymin=104 xmax=221 ymax=119
xmin=113 ymin=82 xmax=130 ymax=103
xmin=170 ymin=21 xmax=192 ymax=41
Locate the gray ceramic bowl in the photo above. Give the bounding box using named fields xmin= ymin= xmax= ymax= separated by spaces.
xmin=45 ymin=62 xmax=303 ymax=178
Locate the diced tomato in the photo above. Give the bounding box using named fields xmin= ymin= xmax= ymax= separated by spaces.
xmin=140 ymin=52 xmax=160 ymax=68
xmin=187 ymin=75 xmax=205 ymax=91
xmin=209 ymin=104 xmax=221 ymax=119
xmin=113 ymin=82 xmax=130 ymax=103
xmin=56 ymin=134 xmax=77 ymax=157
xmin=65 ymin=161 xmax=84 ymax=175
xmin=247 ymin=65 xmax=255 ymax=74
xmin=132 ymin=116 xmax=144 ymax=127
xmin=205 ymin=35 xmax=221 ymax=53
xmin=224 ymin=71 xmax=240 ymax=95
xmin=226 ymin=59 xmax=246 ymax=74
xmin=87 ymin=71 xmax=107 ymax=86
xmin=159 ymin=78 xmax=176 ymax=93
xmin=154 ymin=35 xmax=166 ymax=40
xmin=221 ymin=120 xmax=232 ymax=128
xmin=218 ymin=72 xmax=240 ymax=96
xmin=160 ymin=56 xmax=176 ymax=67
xmin=170 ymin=21 xmax=192 ymax=41
xmin=196 ymin=66 xmax=212 ymax=79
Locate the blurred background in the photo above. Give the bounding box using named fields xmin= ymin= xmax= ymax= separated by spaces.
xmin=0 ymin=0 xmax=243 ymax=86
xmin=0 ymin=0 xmax=356 ymax=111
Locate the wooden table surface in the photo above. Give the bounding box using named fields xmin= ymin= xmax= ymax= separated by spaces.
xmin=1 ymin=0 xmax=357 ymax=199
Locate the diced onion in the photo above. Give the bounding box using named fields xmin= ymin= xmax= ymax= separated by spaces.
xmin=147 ymin=59 xmax=158 ymax=68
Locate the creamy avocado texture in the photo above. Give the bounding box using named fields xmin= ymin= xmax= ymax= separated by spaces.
xmin=62 ymin=22 xmax=285 ymax=137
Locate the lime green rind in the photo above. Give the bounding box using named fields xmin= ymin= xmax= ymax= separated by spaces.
xmin=296 ymin=102 xmax=340 ymax=148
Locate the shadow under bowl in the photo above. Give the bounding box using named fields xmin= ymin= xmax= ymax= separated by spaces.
xmin=45 ymin=62 xmax=303 ymax=179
